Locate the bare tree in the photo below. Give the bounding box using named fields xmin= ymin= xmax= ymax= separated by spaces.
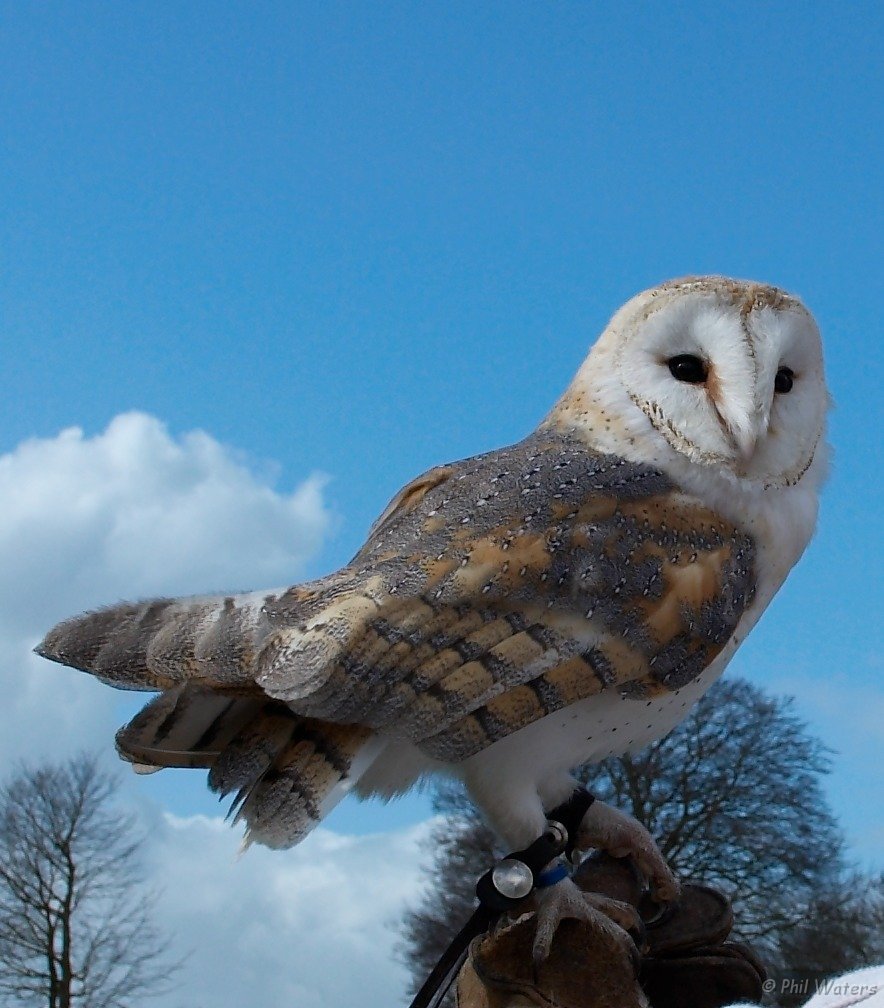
xmin=574 ymin=678 xmax=845 ymax=951
xmin=775 ymin=870 xmax=884 ymax=1002
xmin=401 ymin=677 xmax=872 ymax=1003
xmin=0 ymin=754 xmax=179 ymax=1008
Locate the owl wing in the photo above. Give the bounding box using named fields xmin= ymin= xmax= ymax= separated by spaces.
xmin=38 ymin=431 xmax=756 ymax=765
xmin=256 ymin=431 xmax=757 ymax=760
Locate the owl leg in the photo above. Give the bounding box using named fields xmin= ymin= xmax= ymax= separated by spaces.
xmin=576 ymin=800 xmax=680 ymax=903
xmin=465 ymin=774 xmax=643 ymax=961
xmin=462 ymin=776 xmax=549 ymax=850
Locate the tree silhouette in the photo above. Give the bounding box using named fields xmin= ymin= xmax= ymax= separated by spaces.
xmin=0 ymin=754 xmax=180 ymax=1008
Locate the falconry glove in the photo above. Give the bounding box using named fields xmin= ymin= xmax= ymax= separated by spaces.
xmin=456 ymin=853 xmax=766 ymax=1008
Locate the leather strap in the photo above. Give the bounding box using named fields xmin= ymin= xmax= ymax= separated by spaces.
xmin=408 ymin=787 xmax=594 ymax=1008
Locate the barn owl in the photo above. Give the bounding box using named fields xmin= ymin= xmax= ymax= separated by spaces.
xmin=38 ymin=276 xmax=828 ymax=955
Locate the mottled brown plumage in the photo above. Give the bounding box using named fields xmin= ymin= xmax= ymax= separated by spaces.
xmin=36 ymin=276 xmax=827 ymax=862
xmin=38 ymin=430 xmax=753 ymax=844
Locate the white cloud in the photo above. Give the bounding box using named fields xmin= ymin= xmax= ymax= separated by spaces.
xmin=0 ymin=412 xmax=434 ymax=1008
xmin=0 ymin=412 xmax=332 ymax=767
xmin=147 ymin=814 xmax=434 ymax=1008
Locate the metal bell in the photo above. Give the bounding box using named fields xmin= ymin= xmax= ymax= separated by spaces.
xmin=491 ymin=858 xmax=534 ymax=900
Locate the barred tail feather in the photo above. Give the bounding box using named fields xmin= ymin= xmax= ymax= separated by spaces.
xmin=234 ymin=726 xmax=383 ymax=849
xmin=115 ymin=685 xmax=263 ymax=767
xmin=35 ymin=576 xmax=365 ymax=702
xmin=116 ymin=685 xmax=377 ymax=848
xmin=41 ymin=592 xmax=274 ymax=691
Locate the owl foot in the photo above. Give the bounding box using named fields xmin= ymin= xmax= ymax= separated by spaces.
xmin=577 ymin=800 xmax=680 ymax=904
xmin=531 ymin=875 xmax=642 ymax=964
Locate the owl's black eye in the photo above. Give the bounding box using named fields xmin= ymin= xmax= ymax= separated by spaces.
xmin=775 ymin=367 xmax=794 ymax=393
xmin=667 ymin=354 xmax=707 ymax=384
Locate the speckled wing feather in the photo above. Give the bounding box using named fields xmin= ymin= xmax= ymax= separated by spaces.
xmin=256 ymin=431 xmax=756 ymax=760
xmin=40 ymin=431 xmax=755 ymax=767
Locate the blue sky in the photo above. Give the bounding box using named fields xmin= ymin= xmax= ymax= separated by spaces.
xmin=1 ymin=6 xmax=882 ymax=999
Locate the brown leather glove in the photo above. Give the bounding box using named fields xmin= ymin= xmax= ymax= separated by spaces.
xmin=456 ymin=854 xmax=766 ymax=1008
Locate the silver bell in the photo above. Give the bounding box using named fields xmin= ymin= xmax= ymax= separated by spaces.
xmin=491 ymin=858 xmax=534 ymax=900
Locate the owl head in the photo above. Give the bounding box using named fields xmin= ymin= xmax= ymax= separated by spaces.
xmin=550 ymin=276 xmax=830 ymax=492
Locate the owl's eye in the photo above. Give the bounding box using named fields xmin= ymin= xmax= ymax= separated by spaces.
xmin=775 ymin=367 xmax=794 ymax=394
xmin=667 ymin=354 xmax=707 ymax=384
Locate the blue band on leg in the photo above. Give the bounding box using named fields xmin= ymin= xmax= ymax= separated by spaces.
xmin=536 ymin=861 xmax=570 ymax=888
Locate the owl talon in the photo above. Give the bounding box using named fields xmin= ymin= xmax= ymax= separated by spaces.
xmin=531 ymin=877 xmax=638 ymax=964
xmin=577 ymin=800 xmax=680 ymax=904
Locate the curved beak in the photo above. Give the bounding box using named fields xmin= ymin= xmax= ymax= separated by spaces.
xmin=733 ymin=428 xmax=758 ymax=463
